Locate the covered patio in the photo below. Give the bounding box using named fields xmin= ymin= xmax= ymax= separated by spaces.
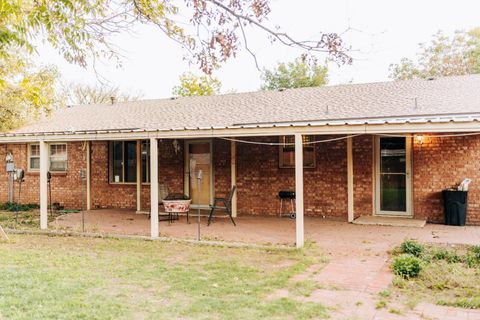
xmin=2 ymin=76 xmax=480 ymax=248
xmin=52 ymin=209 xmax=305 ymax=245
xmin=50 ymin=208 xmax=480 ymax=247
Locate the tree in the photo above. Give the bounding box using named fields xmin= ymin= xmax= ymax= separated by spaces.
xmin=0 ymin=53 xmax=60 ymax=132
xmin=260 ymin=55 xmax=328 ymax=90
xmin=172 ymin=72 xmax=221 ymax=97
xmin=390 ymin=28 xmax=480 ymax=80
xmin=62 ymin=83 xmax=143 ymax=105
xmin=0 ymin=0 xmax=351 ymax=74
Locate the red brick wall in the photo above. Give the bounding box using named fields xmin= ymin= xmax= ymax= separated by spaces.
xmin=413 ymin=134 xmax=480 ymax=224
xmin=2 ymin=133 xmax=479 ymax=225
xmin=0 ymin=140 xmax=185 ymax=210
xmin=90 ymin=140 xmax=184 ymax=209
xmin=0 ymin=142 xmax=86 ymax=209
xmin=234 ymin=136 xmax=360 ymax=218
xmin=353 ymin=136 xmax=374 ymax=218
xmin=213 ymin=139 xmax=232 ymax=197
xmin=236 ymin=137 xmax=295 ymax=215
xmin=0 ymin=136 xmax=373 ymax=219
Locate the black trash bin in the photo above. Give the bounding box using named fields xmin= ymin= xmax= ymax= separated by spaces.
xmin=442 ymin=190 xmax=468 ymax=226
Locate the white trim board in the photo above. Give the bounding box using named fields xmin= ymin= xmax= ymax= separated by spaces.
xmin=374 ymin=136 xmax=413 ymax=217
xmin=1 ymin=121 xmax=480 ymax=143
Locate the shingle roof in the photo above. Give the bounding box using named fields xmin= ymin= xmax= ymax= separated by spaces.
xmin=11 ymin=74 xmax=480 ymax=135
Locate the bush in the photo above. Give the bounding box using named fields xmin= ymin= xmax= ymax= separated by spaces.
xmin=465 ymin=255 xmax=477 ymax=268
xmin=472 ymin=246 xmax=480 ymax=260
xmin=0 ymin=202 xmax=39 ymax=212
xmin=432 ymin=248 xmax=449 ymax=260
xmin=392 ymin=254 xmax=422 ymax=279
xmin=400 ymin=239 xmax=424 ymax=257
xmin=432 ymin=248 xmax=461 ymax=263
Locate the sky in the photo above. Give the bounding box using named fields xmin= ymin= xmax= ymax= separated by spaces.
xmin=36 ymin=0 xmax=480 ymax=99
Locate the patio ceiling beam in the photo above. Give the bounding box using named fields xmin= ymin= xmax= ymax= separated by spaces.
xmin=150 ymin=138 xmax=159 ymax=239
xmin=1 ymin=121 xmax=480 ymax=143
xmin=295 ymin=133 xmax=304 ymax=248
xmin=39 ymin=140 xmax=48 ymax=230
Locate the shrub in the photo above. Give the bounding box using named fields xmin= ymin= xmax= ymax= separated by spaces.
xmin=432 ymin=248 xmax=449 ymax=260
xmin=445 ymin=252 xmax=461 ymax=263
xmin=392 ymin=254 xmax=422 ymax=279
xmin=432 ymin=248 xmax=461 ymax=263
xmin=465 ymin=255 xmax=477 ymax=268
xmin=472 ymin=246 xmax=480 ymax=260
xmin=400 ymin=239 xmax=424 ymax=257
xmin=0 ymin=202 xmax=39 ymax=212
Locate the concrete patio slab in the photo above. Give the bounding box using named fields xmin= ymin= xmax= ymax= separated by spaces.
xmin=353 ymin=215 xmax=427 ymax=228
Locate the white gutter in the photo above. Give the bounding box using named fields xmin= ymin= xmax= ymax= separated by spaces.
xmin=0 ymin=120 xmax=480 ymax=143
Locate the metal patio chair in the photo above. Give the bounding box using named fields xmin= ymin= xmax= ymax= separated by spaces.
xmin=207 ymin=185 xmax=237 ymax=226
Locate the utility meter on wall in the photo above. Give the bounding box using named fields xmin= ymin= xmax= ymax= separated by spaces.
xmin=5 ymin=152 xmax=14 ymax=172
xmin=14 ymin=169 xmax=24 ymax=181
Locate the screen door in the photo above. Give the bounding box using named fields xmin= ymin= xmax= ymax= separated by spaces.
xmin=185 ymin=141 xmax=212 ymax=208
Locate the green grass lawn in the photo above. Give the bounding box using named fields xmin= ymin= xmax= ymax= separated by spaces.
xmin=0 ymin=208 xmax=69 ymax=230
xmin=0 ymin=209 xmax=42 ymax=229
xmin=0 ymin=235 xmax=329 ymax=320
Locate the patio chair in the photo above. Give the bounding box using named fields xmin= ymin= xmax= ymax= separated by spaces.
xmin=207 ymin=186 xmax=237 ymax=226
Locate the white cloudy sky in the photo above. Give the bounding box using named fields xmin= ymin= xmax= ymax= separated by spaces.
xmin=36 ymin=0 xmax=480 ymax=99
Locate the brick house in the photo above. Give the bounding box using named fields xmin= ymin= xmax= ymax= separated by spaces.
xmin=1 ymin=75 xmax=480 ymax=247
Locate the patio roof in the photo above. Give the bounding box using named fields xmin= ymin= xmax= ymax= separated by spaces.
xmin=2 ymin=74 xmax=480 ymax=140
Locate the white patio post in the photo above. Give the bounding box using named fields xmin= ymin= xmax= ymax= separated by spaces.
xmin=231 ymin=140 xmax=237 ymax=217
xmin=150 ymin=138 xmax=159 ymax=238
xmin=294 ymin=133 xmax=304 ymax=248
xmin=347 ymin=137 xmax=354 ymax=222
xmin=136 ymin=140 xmax=142 ymax=212
xmin=86 ymin=141 xmax=91 ymax=210
xmin=39 ymin=140 xmax=48 ymax=230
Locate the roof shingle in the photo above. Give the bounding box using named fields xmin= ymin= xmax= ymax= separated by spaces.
xmin=13 ymin=74 xmax=480 ymax=134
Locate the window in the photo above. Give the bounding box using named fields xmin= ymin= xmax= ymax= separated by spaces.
xmin=29 ymin=144 xmax=40 ymax=171
xmin=109 ymin=140 xmax=150 ymax=183
xmin=279 ymin=135 xmax=315 ymax=168
xmin=141 ymin=141 xmax=151 ymax=183
xmin=49 ymin=144 xmax=68 ymax=172
xmin=28 ymin=143 xmax=68 ymax=172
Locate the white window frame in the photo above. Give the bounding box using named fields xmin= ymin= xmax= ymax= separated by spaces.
xmin=279 ymin=135 xmax=316 ymax=168
xmin=28 ymin=143 xmax=68 ymax=173
xmin=141 ymin=140 xmax=151 ymax=183
xmin=109 ymin=140 xmax=150 ymax=185
xmin=374 ymin=136 xmax=413 ymax=217
xmin=49 ymin=143 xmax=68 ymax=172
xmin=28 ymin=144 xmax=40 ymax=172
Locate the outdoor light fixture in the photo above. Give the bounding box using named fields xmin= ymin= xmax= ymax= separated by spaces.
xmin=172 ymin=139 xmax=181 ymax=155
xmin=416 ymin=134 xmax=424 ymax=146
